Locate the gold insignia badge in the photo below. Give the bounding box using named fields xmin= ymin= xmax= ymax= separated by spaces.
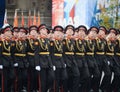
xmin=34 ymin=42 xmax=38 ymax=45
xmin=11 ymin=43 xmax=15 ymax=46
xmin=50 ymin=42 xmax=53 ymax=46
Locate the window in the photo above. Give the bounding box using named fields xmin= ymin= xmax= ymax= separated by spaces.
xmin=7 ymin=0 xmax=15 ymax=5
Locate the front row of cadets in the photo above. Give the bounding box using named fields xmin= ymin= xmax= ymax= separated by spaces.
xmin=0 ymin=24 xmax=120 ymax=92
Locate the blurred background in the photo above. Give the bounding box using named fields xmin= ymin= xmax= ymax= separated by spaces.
xmin=0 ymin=0 xmax=120 ymax=29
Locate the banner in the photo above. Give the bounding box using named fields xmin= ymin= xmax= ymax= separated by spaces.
xmin=52 ymin=0 xmax=97 ymax=28
xmin=52 ymin=0 xmax=64 ymax=28
xmin=0 ymin=0 xmax=5 ymax=28
xmin=52 ymin=0 xmax=120 ymax=28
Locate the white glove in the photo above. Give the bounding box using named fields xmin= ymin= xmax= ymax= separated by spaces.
xmin=0 ymin=65 xmax=3 ymax=69
xmin=14 ymin=63 xmax=18 ymax=67
xmin=64 ymin=64 xmax=66 ymax=68
xmin=35 ymin=66 xmax=41 ymax=71
xmin=53 ymin=66 xmax=56 ymax=71
xmin=108 ymin=61 xmax=110 ymax=65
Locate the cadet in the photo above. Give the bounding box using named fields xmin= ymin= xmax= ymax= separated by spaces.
xmin=100 ymin=28 xmax=117 ymax=92
xmin=12 ymin=27 xmax=28 ymax=92
xmin=74 ymin=25 xmax=90 ymax=92
xmin=95 ymin=26 xmax=107 ymax=92
xmin=27 ymin=25 xmax=39 ymax=92
xmin=11 ymin=26 xmax=19 ymax=92
xmin=1 ymin=24 xmax=14 ymax=92
xmin=50 ymin=25 xmax=67 ymax=92
xmin=36 ymin=24 xmax=54 ymax=92
xmin=85 ymin=26 xmax=100 ymax=92
xmin=113 ymin=30 xmax=120 ymax=92
xmin=63 ymin=25 xmax=80 ymax=92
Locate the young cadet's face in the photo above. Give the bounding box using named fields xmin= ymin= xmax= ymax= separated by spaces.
xmin=89 ymin=31 xmax=97 ymax=39
xmin=39 ymin=28 xmax=48 ymax=36
xmin=89 ymin=28 xmax=98 ymax=39
xmin=13 ymin=32 xmax=19 ymax=37
xmin=98 ymin=30 xmax=106 ymax=38
xmin=66 ymin=28 xmax=74 ymax=36
xmin=78 ymin=28 xmax=86 ymax=37
xmin=54 ymin=31 xmax=63 ymax=39
xmin=18 ymin=31 xmax=26 ymax=38
xmin=109 ymin=32 xmax=116 ymax=38
xmin=4 ymin=30 xmax=12 ymax=38
xmin=30 ymin=30 xmax=38 ymax=36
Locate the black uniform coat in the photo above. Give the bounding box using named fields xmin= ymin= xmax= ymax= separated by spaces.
xmin=12 ymin=40 xmax=28 ymax=68
xmin=1 ymin=40 xmax=13 ymax=67
xmin=26 ymin=38 xmax=39 ymax=67
xmin=36 ymin=38 xmax=53 ymax=68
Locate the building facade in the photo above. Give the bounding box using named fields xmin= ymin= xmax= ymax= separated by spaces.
xmin=6 ymin=0 xmax=52 ymax=27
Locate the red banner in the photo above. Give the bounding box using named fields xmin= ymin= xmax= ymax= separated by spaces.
xmin=52 ymin=0 xmax=64 ymax=28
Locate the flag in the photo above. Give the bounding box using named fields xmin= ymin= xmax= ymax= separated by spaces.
xmin=37 ymin=11 xmax=41 ymax=26
xmin=13 ymin=9 xmax=18 ymax=27
xmin=4 ymin=9 xmax=8 ymax=24
xmin=33 ymin=10 xmax=37 ymax=25
xmin=21 ymin=11 xmax=24 ymax=27
xmin=28 ymin=10 xmax=32 ymax=27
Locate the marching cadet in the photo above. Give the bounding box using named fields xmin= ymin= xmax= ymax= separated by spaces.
xmin=50 ymin=25 xmax=67 ymax=92
xmin=85 ymin=26 xmax=100 ymax=92
xmin=0 ymin=29 xmax=2 ymax=91
xmin=11 ymin=26 xmax=20 ymax=92
xmin=1 ymin=24 xmax=14 ymax=92
xmin=113 ymin=31 xmax=120 ymax=92
xmin=100 ymin=28 xmax=117 ymax=92
xmin=95 ymin=26 xmax=107 ymax=92
xmin=36 ymin=24 xmax=54 ymax=92
xmin=27 ymin=25 xmax=39 ymax=92
xmin=63 ymin=25 xmax=80 ymax=92
xmin=12 ymin=27 xmax=28 ymax=92
xmin=74 ymin=25 xmax=90 ymax=92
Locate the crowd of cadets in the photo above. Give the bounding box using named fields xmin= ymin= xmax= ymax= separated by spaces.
xmin=0 ymin=23 xmax=120 ymax=92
